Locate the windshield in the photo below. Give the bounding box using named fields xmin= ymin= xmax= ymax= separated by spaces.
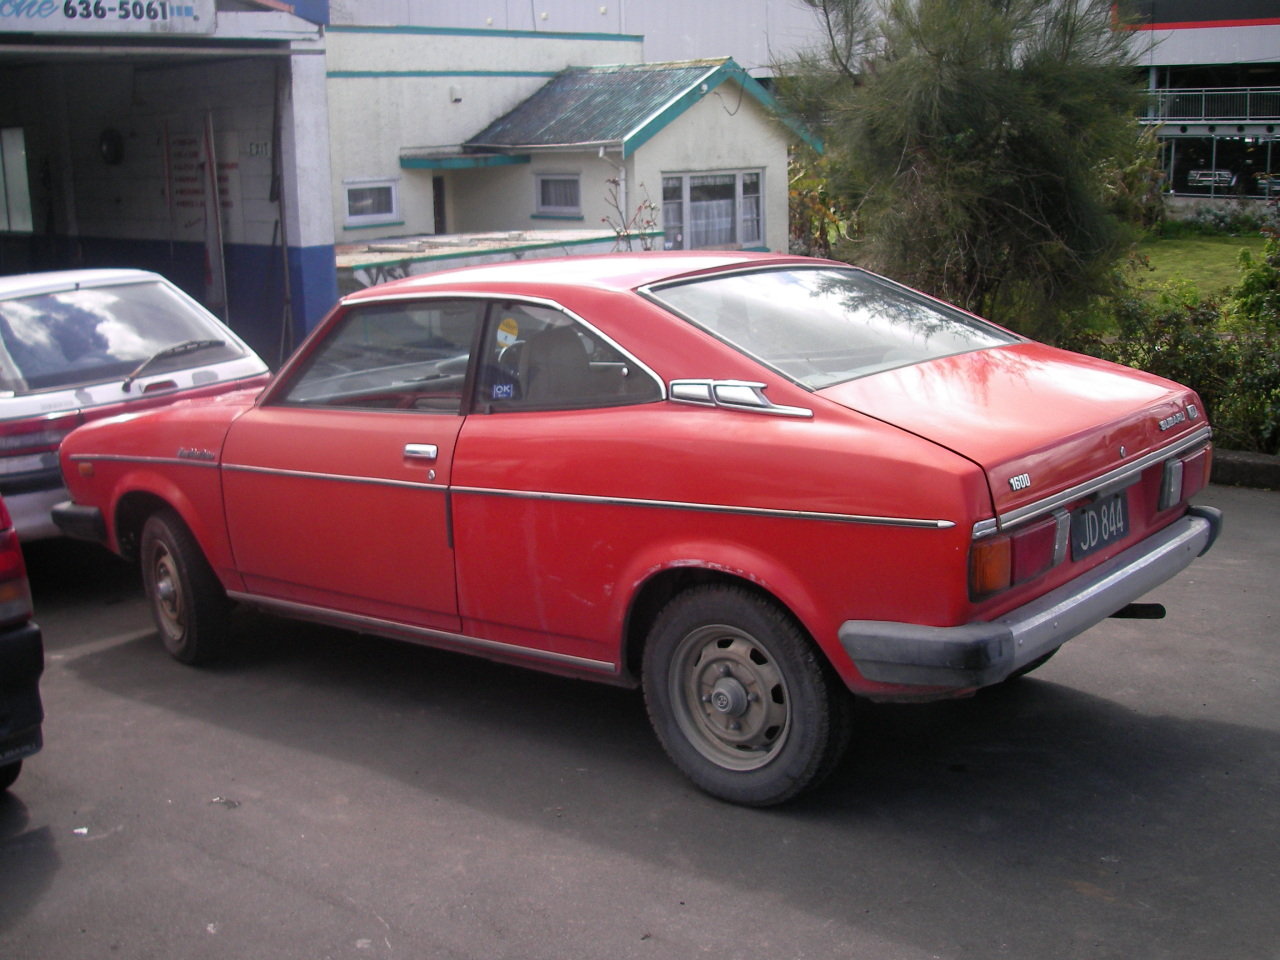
xmin=0 ymin=279 xmax=245 ymax=393
xmin=648 ymin=266 xmax=1019 ymax=389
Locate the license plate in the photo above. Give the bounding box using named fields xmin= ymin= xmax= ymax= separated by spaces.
xmin=1070 ymin=491 xmax=1130 ymax=560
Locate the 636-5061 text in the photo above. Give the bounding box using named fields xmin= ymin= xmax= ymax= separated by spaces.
xmin=62 ymin=1 xmax=169 ymax=19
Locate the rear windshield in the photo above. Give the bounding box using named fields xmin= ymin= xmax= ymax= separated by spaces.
xmin=0 ymin=280 xmax=245 ymax=393
xmin=648 ymin=266 xmax=1018 ymax=389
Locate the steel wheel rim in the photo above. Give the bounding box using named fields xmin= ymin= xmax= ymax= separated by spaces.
xmin=668 ymin=623 xmax=791 ymax=771
xmin=151 ymin=542 xmax=185 ymax=641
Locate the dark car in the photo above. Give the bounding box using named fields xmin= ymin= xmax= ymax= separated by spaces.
xmin=0 ymin=493 xmax=42 ymax=791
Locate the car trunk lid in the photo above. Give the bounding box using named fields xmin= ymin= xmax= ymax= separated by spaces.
xmin=818 ymin=343 xmax=1207 ymax=517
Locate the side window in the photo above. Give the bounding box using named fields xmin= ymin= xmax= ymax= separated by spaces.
xmin=281 ymin=300 xmax=483 ymax=413
xmin=476 ymin=302 xmax=661 ymax=411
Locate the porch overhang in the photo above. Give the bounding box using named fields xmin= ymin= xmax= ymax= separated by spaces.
xmin=399 ymin=149 xmax=531 ymax=170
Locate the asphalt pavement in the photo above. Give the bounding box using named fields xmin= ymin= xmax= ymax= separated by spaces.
xmin=1 ymin=483 xmax=1276 ymax=960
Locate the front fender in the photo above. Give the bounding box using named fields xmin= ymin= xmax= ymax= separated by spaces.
xmin=104 ymin=464 xmax=242 ymax=593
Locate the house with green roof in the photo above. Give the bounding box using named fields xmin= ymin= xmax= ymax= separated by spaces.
xmin=326 ymin=24 xmax=816 ymax=262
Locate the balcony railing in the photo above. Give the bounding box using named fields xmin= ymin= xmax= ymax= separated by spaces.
xmin=1145 ymin=87 xmax=1280 ymax=124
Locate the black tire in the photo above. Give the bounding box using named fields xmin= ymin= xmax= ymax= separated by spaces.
xmin=1004 ymin=648 xmax=1058 ymax=682
xmin=0 ymin=760 xmax=21 ymax=792
xmin=140 ymin=509 xmax=232 ymax=665
xmin=642 ymin=585 xmax=852 ymax=806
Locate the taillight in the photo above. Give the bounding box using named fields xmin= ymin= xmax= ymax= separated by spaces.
xmin=0 ymin=412 xmax=84 ymax=475
xmin=1159 ymin=445 xmax=1212 ymax=511
xmin=0 ymin=498 xmax=33 ymax=626
xmin=970 ymin=511 xmax=1069 ymax=600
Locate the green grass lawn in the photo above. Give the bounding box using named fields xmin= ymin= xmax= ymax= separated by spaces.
xmin=1133 ymin=235 xmax=1267 ymax=296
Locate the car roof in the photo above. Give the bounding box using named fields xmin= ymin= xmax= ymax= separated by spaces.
xmin=341 ymin=251 xmax=834 ymax=303
xmin=0 ymin=268 xmax=165 ymax=300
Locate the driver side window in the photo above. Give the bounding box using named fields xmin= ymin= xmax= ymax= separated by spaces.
xmin=281 ymin=300 xmax=483 ymax=413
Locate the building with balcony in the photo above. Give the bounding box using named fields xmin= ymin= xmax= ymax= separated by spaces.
xmin=1131 ymin=1 xmax=1280 ymax=198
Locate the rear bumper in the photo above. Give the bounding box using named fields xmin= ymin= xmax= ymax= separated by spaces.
xmin=0 ymin=621 xmax=45 ymax=767
xmin=839 ymin=505 xmax=1223 ymax=690
xmin=4 ymin=486 xmax=70 ymax=542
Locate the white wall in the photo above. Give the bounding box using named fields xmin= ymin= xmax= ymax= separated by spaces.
xmin=327 ymin=0 xmax=826 ymax=75
xmin=1136 ymin=24 xmax=1280 ymax=68
xmin=448 ymin=153 xmax=623 ymax=235
xmin=633 ymin=87 xmax=792 ymax=253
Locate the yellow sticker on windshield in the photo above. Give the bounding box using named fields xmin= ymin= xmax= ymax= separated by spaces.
xmin=497 ymin=316 xmax=519 ymax=347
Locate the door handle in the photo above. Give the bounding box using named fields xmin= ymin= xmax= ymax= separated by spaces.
xmin=403 ymin=443 xmax=438 ymax=461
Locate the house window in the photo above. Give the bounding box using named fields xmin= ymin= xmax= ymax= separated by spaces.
xmin=344 ymin=178 xmax=399 ymax=228
xmin=662 ymin=170 xmax=763 ymax=250
xmin=1 ymin=128 xmax=33 ymax=234
xmin=535 ymin=174 xmax=581 ymax=218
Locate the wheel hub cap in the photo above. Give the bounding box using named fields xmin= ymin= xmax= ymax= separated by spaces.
xmin=709 ymin=675 xmax=749 ymax=717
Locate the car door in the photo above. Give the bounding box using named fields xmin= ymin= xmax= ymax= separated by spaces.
xmin=221 ymin=298 xmax=484 ymax=633
xmin=452 ymin=300 xmax=665 ymax=664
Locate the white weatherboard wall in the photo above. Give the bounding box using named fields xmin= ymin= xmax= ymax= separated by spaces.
xmin=325 ymin=27 xmax=645 ymax=242
xmin=634 ymin=84 xmax=792 ymax=254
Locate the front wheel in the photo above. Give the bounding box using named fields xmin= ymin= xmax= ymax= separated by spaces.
xmin=642 ymin=585 xmax=852 ymax=806
xmin=140 ymin=510 xmax=231 ymax=665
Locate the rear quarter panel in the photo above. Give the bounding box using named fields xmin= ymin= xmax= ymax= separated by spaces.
xmin=451 ymin=398 xmax=987 ymax=691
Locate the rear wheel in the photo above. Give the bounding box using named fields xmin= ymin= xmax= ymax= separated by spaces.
xmin=642 ymin=585 xmax=852 ymax=806
xmin=140 ymin=510 xmax=231 ymax=665
xmin=0 ymin=760 xmax=21 ymax=792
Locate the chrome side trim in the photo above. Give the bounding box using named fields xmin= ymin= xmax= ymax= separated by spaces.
xmin=451 ymin=484 xmax=955 ymax=529
xmin=973 ymin=426 xmax=1213 ymax=537
xmin=69 ymin=453 xmax=218 ymax=469
xmin=225 ymin=591 xmax=618 ymax=675
xmin=222 ymin=463 xmax=443 ymax=491
xmin=669 ymin=379 xmax=814 ymax=419
xmin=76 ymin=455 xmax=950 ymax=528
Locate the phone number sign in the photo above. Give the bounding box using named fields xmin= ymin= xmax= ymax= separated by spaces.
xmin=0 ymin=1 xmax=215 ymax=34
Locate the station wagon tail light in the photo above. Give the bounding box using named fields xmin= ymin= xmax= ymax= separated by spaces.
xmin=0 ymin=499 xmax=33 ymax=626
xmin=969 ymin=511 xmax=1069 ymax=600
xmin=0 ymin=412 xmax=84 ymax=474
xmin=1159 ymin=445 xmax=1212 ymax=511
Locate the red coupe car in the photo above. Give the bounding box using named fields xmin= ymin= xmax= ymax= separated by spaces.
xmin=52 ymin=252 xmax=1221 ymax=805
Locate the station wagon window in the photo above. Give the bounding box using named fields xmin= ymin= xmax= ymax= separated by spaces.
xmin=281 ymin=300 xmax=483 ymax=412
xmin=476 ymin=302 xmax=661 ymax=411
xmin=649 ymin=267 xmax=1018 ymax=389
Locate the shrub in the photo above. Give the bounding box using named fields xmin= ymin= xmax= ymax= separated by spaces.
xmin=1065 ymin=240 xmax=1280 ymax=454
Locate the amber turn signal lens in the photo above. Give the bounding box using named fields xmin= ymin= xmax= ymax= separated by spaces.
xmin=969 ymin=535 xmax=1012 ymax=599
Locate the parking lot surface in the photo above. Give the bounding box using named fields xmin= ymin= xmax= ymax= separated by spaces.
xmin=1 ymin=484 xmax=1277 ymax=960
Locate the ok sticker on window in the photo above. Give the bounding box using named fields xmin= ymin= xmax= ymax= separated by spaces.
xmin=491 ymin=382 xmax=516 ymax=400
